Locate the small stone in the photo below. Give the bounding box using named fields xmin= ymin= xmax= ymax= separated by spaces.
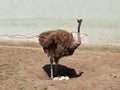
xmin=97 ymin=56 xmax=100 ymax=59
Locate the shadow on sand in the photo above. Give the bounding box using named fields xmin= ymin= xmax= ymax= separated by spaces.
xmin=43 ymin=64 xmax=84 ymax=78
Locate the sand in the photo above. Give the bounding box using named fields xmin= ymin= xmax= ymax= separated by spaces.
xmin=0 ymin=41 xmax=120 ymax=90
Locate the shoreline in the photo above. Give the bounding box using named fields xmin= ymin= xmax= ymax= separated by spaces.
xmin=0 ymin=39 xmax=120 ymax=50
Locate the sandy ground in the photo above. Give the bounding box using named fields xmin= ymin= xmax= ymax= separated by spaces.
xmin=0 ymin=41 xmax=120 ymax=90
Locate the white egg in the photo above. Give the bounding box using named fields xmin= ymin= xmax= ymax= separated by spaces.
xmin=53 ymin=77 xmax=59 ymax=80
xmin=65 ymin=76 xmax=70 ymax=80
xmin=59 ymin=76 xmax=65 ymax=80
xmin=53 ymin=76 xmax=70 ymax=81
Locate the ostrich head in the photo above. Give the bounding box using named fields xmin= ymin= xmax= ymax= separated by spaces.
xmin=72 ymin=19 xmax=82 ymax=45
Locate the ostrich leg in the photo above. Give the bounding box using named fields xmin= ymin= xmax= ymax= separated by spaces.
xmin=50 ymin=55 xmax=54 ymax=78
xmin=54 ymin=58 xmax=59 ymax=77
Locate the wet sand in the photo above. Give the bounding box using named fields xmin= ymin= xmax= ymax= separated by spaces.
xmin=0 ymin=40 xmax=120 ymax=90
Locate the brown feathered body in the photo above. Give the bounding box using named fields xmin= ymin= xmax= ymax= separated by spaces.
xmin=39 ymin=29 xmax=80 ymax=60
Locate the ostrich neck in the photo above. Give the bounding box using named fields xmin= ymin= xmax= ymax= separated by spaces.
xmin=77 ymin=22 xmax=81 ymax=43
xmin=78 ymin=23 xmax=80 ymax=33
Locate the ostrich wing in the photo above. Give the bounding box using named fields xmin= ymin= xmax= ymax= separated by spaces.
xmin=39 ymin=31 xmax=55 ymax=48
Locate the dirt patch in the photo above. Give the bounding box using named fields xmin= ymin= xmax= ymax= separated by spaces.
xmin=0 ymin=44 xmax=120 ymax=90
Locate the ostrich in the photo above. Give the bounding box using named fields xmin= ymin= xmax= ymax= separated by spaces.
xmin=39 ymin=19 xmax=82 ymax=78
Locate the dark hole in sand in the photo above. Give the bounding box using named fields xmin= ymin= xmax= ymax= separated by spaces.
xmin=43 ymin=64 xmax=84 ymax=78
